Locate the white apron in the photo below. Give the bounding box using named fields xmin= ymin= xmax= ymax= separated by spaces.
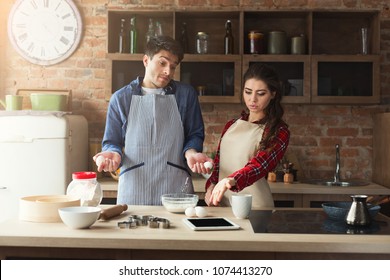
xmin=117 ymin=94 xmax=193 ymax=205
xmin=219 ymin=120 xmax=274 ymax=208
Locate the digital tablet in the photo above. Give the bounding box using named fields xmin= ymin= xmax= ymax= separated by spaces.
xmin=183 ymin=217 xmax=240 ymax=231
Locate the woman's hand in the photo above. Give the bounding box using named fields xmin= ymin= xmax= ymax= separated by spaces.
xmin=93 ymin=151 xmax=121 ymax=172
xmin=204 ymin=184 xmax=215 ymax=206
xmin=208 ymin=178 xmax=235 ymax=206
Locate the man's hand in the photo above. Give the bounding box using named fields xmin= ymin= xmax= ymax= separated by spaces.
xmin=185 ymin=149 xmax=213 ymax=174
xmin=93 ymin=151 xmax=121 ymax=172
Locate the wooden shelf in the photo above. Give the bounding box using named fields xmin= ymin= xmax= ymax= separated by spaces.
xmin=106 ymin=9 xmax=380 ymax=104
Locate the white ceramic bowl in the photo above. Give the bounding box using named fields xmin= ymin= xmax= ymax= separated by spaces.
xmin=58 ymin=206 xmax=101 ymax=229
xmin=161 ymin=193 xmax=198 ymax=213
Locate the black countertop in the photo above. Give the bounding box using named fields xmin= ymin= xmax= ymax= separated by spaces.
xmin=249 ymin=209 xmax=390 ymax=235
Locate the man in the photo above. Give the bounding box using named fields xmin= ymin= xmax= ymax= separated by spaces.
xmin=94 ymin=36 xmax=212 ymax=205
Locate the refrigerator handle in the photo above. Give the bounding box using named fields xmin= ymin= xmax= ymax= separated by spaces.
xmin=68 ymin=130 xmax=73 ymax=152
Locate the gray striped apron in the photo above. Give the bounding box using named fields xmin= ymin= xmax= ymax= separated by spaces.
xmin=219 ymin=120 xmax=274 ymax=208
xmin=117 ymin=94 xmax=193 ymax=205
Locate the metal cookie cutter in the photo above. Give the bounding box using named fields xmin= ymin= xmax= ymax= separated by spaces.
xmin=148 ymin=217 xmax=170 ymax=229
xmin=141 ymin=215 xmax=154 ymax=226
xmin=118 ymin=215 xmax=171 ymax=229
xmin=129 ymin=216 xmax=142 ymax=226
xmin=117 ymin=220 xmax=137 ymax=229
xmin=130 ymin=215 xmax=154 ymax=226
xmin=148 ymin=217 xmax=159 ymax=228
xmin=158 ymin=218 xmax=170 ymax=229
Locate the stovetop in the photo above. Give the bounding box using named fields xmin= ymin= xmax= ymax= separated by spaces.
xmin=249 ymin=210 xmax=390 ymax=235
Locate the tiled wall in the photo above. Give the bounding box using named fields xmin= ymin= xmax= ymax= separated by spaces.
xmin=1 ymin=0 xmax=390 ymax=181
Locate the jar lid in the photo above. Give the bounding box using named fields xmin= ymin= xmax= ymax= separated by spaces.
xmin=197 ymin=31 xmax=208 ymax=36
xmin=248 ymin=31 xmax=263 ymax=38
xmin=72 ymin=171 xmax=97 ymax=180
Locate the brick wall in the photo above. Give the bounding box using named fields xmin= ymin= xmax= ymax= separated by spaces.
xmin=1 ymin=0 xmax=390 ymax=181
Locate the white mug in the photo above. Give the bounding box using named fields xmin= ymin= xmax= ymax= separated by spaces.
xmin=231 ymin=194 xmax=252 ymax=219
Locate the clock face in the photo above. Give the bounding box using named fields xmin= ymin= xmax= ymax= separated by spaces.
xmin=8 ymin=0 xmax=82 ymax=66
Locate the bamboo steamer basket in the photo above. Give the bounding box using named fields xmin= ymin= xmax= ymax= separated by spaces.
xmin=19 ymin=195 xmax=80 ymax=222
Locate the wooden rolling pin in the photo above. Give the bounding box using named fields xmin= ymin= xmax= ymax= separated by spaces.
xmin=99 ymin=204 xmax=128 ymax=220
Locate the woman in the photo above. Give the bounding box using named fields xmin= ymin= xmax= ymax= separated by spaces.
xmin=205 ymin=63 xmax=290 ymax=207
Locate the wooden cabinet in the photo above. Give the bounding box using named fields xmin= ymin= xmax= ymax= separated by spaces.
xmin=243 ymin=55 xmax=311 ymax=104
xmin=106 ymin=10 xmax=242 ymax=103
xmin=106 ymin=9 xmax=380 ymax=104
xmin=310 ymin=11 xmax=380 ymax=104
xmin=311 ymin=55 xmax=380 ymax=104
xmin=373 ymin=113 xmax=390 ymax=188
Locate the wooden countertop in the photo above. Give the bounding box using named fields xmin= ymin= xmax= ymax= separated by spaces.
xmin=1 ymin=205 xmax=390 ymax=259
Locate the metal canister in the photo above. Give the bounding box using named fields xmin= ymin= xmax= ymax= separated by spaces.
xmin=248 ymin=31 xmax=264 ymax=54
xmin=196 ymin=32 xmax=208 ymax=54
xmin=267 ymin=31 xmax=287 ymax=54
xmin=291 ymin=35 xmax=306 ymax=54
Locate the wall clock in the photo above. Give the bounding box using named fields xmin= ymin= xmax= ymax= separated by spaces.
xmin=7 ymin=0 xmax=83 ymax=66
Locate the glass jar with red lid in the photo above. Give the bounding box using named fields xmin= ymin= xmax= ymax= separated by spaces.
xmin=66 ymin=172 xmax=102 ymax=206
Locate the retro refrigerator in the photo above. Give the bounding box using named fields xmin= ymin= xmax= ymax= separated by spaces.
xmin=0 ymin=114 xmax=88 ymax=222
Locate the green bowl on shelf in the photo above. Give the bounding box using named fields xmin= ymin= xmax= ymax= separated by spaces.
xmin=30 ymin=93 xmax=68 ymax=111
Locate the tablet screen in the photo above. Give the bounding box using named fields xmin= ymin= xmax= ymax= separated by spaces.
xmin=183 ymin=217 xmax=240 ymax=231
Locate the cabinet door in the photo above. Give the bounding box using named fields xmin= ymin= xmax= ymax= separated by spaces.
xmin=311 ymin=55 xmax=380 ymax=104
xmin=180 ymin=54 xmax=242 ymax=103
xmin=243 ymin=55 xmax=311 ymax=104
xmin=312 ymin=11 xmax=380 ymax=55
xmin=242 ymin=11 xmax=311 ymax=104
xmin=105 ymin=54 xmax=144 ymax=99
xmin=175 ymin=11 xmax=242 ymax=103
xmin=310 ymin=11 xmax=380 ymax=104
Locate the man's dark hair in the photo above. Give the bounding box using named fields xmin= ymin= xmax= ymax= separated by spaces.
xmin=144 ymin=36 xmax=184 ymax=63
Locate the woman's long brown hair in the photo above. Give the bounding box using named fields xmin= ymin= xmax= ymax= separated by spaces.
xmin=242 ymin=63 xmax=286 ymax=151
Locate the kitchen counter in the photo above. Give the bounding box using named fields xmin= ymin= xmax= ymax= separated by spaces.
xmin=1 ymin=205 xmax=389 ymax=260
xmin=101 ymin=177 xmax=390 ymax=207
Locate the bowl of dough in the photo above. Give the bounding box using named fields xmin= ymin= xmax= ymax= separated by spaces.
xmin=161 ymin=193 xmax=199 ymax=213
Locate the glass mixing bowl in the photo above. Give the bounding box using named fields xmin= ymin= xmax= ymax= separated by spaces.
xmin=161 ymin=193 xmax=198 ymax=213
